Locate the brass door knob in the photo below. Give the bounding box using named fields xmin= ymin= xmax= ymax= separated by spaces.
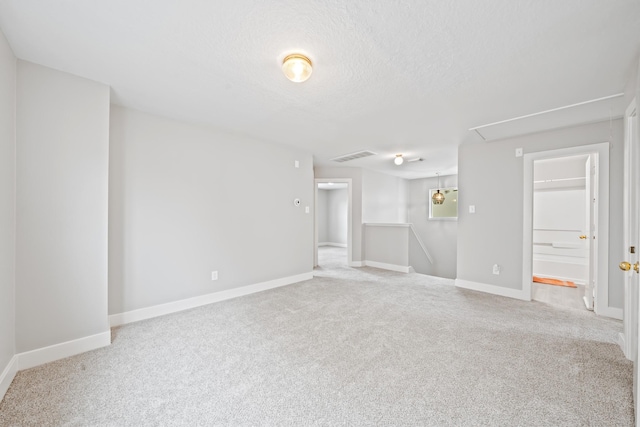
xmin=635 ymin=262 xmax=639 ymax=274
xmin=620 ymin=261 xmax=631 ymax=271
xmin=579 ymin=235 xmax=587 ymax=239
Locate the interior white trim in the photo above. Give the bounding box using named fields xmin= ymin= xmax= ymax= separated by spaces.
xmin=455 ymin=279 xmax=530 ymax=301
xmin=618 ymin=333 xmax=629 ymax=360
xmin=469 ymin=94 xmax=626 ymax=141
xmin=598 ymin=306 xmax=623 ymax=321
xmin=408 ymin=223 xmax=434 ymax=264
xmin=0 ymin=355 xmax=18 ymax=402
xmin=17 ymin=331 xmax=111 ymax=371
xmin=469 ymin=93 xmax=624 ymax=131
xmin=364 ymin=260 xmax=411 ymax=273
xmin=109 ymin=272 xmax=313 ymax=327
xmin=622 ymin=97 xmax=638 ymax=360
xmin=522 ymin=143 xmax=611 ymax=316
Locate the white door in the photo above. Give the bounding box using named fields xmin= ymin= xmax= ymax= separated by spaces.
xmin=583 ymin=155 xmax=596 ymax=310
xmin=621 ymin=99 xmax=639 ymax=421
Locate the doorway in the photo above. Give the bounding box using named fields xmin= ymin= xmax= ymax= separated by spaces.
xmin=522 ymin=143 xmax=613 ymax=317
xmin=314 ymin=179 xmax=352 ymax=269
xmin=531 ymin=154 xmax=590 ymax=310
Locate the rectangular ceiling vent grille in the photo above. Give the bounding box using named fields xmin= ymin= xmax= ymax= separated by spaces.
xmin=331 ymin=150 xmax=377 ymax=163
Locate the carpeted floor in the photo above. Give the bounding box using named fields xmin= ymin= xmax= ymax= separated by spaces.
xmin=0 ymin=247 xmax=633 ymax=426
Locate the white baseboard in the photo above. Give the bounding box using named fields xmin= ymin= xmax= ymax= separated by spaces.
xmin=455 ymin=279 xmax=529 ymax=301
xmin=598 ymin=306 xmax=623 ymax=321
xmin=17 ymin=330 xmax=111 ymax=371
xmin=110 ymin=272 xmax=313 ymax=327
xmin=350 ymin=261 xmax=364 ymax=267
xmin=318 ymin=242 xmax=347 ymax=248
xmin=364 ymin=260 xmax=411 ymax=273
xmin=618 ymin=332 xmax=630 ymax=360
xmin=0 ymin=355 xmax=18 ymax=403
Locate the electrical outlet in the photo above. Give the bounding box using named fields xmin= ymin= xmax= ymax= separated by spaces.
xmin=294 ymin=160 xmax=299 ymax=168
xmin=469 ymin=205 xmax=476 ymax=214
xmin=211 ymin=271 xmax=218 ymax=280
xmin=492 ymin=264 xmax=500 ymax=275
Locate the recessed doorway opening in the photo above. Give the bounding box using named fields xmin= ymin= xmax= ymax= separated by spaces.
xmin=522 ymin=143 xmax=613 ymax=318
xmin=314 ymin=179 xmax=352 ymax=270
xmin=531 ymin=154 xmax=590 ymax=311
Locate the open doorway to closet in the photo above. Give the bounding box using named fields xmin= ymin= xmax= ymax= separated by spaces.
xmin=314 ymin=179 xmax=352 ymax=270
xmin=523 ymin=142 xmax=611 ymax=317
xmin=531 ymin=154 xmax=591 ymax=310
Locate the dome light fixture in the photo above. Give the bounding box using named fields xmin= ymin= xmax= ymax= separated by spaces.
xmin=394 ymin=154 xmax=404 ymax=165
xmin=282 ymin=54 xmax=313 ymax=83
xmin=432 ymin=173 xmax=445 ymax=205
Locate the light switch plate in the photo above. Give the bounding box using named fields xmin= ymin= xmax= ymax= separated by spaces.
xmin=515 ymin=148 xmax=523 ymax=157
xmin=469 ymin=205 xmax=476 ymax=213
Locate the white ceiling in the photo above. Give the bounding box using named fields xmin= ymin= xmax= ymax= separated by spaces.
xmin=1 ymin=0 xmax=639 ymax=179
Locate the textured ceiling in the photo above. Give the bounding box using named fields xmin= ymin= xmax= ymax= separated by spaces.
xmin=1 ymin=0 xmax=639 ymax=179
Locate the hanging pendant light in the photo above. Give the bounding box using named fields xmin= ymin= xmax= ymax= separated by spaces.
xmin=432 ymin=173 xmax=445 ymax=205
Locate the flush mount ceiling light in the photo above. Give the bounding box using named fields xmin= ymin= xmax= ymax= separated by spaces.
xmin=282 ymin=54 xmax=312 ymax=83
xmin=394 ymin=154 xmax=404 ymax=165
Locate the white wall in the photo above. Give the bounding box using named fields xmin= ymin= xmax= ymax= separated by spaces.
xmin=326 ymin=188 xmax=347 ymax=245
xmin=533 ymin=189 xmax=586 ymax=231
xmin=317 ymin=188 xmax=348 ymax=246
xmin=532 ymin=188 xmax=588 ymax=284
xmin=362 ymin=169 xmax=407 ymax=223
xmin=457 ymin=119 xmax=624 ymax=309
xmin=0 ymin=30 xmax=16 ymax=389
xmin=407 ymin=174 xmax=457 ymax=278
xmin=314 ymin=167 xmax=363 ymax=262
xmin=317 ymin=189 xmax=329 ymax=243
xmin=364 ymin=224 xmax=409 ymax=268
xmin=109 ymin=106 xmax=313 ymax=315
xmin=15 ymin=61 xmax=110 ymax=352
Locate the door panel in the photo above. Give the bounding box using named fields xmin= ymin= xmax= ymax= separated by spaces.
xmin=584 ymin=155 xmax=596 ymax=310
xmin=621 ymin=99 xmax=639 ymax=421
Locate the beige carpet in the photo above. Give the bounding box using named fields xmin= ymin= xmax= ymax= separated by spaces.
xmin=0 ymin=246 xmax=633 ymax=426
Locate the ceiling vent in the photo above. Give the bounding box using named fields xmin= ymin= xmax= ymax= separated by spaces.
xmin=331 ymin=150 xmax=377 ymax=163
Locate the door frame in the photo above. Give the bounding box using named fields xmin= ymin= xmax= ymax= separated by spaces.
xmin=626 ymin=97 xmax=640 ymax=426
xmin=622 ymin=98 xmax=638 ymax=360
xmin=522 ymin=142 xmax=614 ymax=317
xmin=314 ymin=178 xmax=353 ymax=267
